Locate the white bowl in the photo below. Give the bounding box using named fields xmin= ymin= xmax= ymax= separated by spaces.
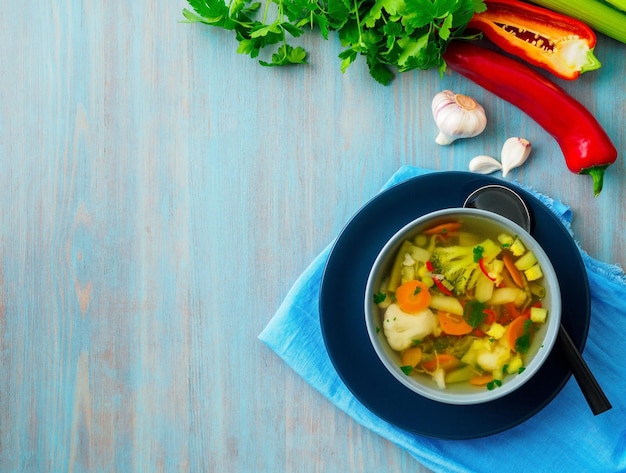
xmin=364 ymin=208 xmax=562 ymax=405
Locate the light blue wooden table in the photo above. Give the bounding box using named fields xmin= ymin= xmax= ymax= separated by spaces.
xmin=1 ymin=1 xmax=624 ymax=472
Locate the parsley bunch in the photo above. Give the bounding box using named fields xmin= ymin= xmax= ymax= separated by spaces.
xmin=182 ymin=0 xmax=486 ymax=85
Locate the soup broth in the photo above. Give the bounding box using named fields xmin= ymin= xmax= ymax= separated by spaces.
xmin=373 ymin=215 xmax=549 ymax=391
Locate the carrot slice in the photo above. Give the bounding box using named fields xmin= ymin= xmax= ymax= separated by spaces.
xmin=401 ymin=347 xmax=423 ymax=367
xmin=438 ymin=311 xmax=473 ymax=336
xmin=470 ymin=374 xmax=494 ymax=386
xmin=423 ymin=222 xmax=462 ymax=235
xmin=502 ymin=251 xmax=524 ymax=288
xmin=421 ymin=353 xmax=460 ymax=372
xmin=506 ymin=316 xmax=530 ymax=351
xmin=396 ymin=280 xmax=431 ymax=313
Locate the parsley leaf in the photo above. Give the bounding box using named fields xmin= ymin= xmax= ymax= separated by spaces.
xmin=515 ymin=319 xmax=533 ymax=354
xmin=373 ymin=292 xmax=387 ymax=304
xmin=473 ymin=245 xmax=484 ymax=263
xmin=463 ymin=300 xmax=487 ymax=328
xmin=259 ymin=44 xmax=307 ymax=66
xmin=487 ymin=379 xmax=502 ymax=390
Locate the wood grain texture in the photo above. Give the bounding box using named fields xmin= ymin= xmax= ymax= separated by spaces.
xmin=0 ymin=1 xmax=624 ymax=472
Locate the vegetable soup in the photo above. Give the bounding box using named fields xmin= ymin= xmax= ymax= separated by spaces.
xmin=373 ymin=216 xmax=550 ymax=391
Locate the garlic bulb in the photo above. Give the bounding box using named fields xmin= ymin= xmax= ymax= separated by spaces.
xmin=469 ymin=155 xmax=502 ymax=174
xmin=501 ymin=137 xmax=532 ymax=177
xmin=432 ymin=90 xmax=487 ymax=145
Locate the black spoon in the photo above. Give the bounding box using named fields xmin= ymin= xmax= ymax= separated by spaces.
xmin=464 ymin=184 xmax=612 ymax=416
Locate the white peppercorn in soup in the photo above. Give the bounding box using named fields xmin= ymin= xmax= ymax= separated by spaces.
xmin=372 ymin=216 xmax=549 ymax=391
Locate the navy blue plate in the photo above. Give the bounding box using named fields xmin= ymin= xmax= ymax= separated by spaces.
xmin=319 ymin=171 xmax=590 ymax=439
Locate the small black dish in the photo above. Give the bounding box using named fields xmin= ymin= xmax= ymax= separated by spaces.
xmin=464 ymin=184 xmax=534 ymax=232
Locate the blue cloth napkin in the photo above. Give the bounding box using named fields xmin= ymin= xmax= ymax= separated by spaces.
xmin=259 ymin=166 xmax=626 ymax=473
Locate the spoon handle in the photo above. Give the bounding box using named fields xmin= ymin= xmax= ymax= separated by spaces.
xmin=558 ymin=324 xmax=612 ymax=415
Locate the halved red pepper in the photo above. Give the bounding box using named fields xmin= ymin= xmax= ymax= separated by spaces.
xmin=468 ymin=0 xmax=601 ymax=80
xmin=443 ymin=41 xmax=618 ymax=196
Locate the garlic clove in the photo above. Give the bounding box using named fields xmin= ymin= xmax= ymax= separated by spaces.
xmin=432 ymin=90 xmax=487 ymax=146
xmin=469 ymin=155 xmax=503 ymax=174
xmin=501 ymin=137 xmax=532 ymax=177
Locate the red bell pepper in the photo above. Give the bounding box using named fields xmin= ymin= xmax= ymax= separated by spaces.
xmin=432 ymin=276 xmax=455 ymax=297
xmin=468 ymin=0 xmax=601 ymax=80
xmin=443 ymin=41 xmax=617 ymax=196
xmin=426 ymin=260 xmax=455 ymax=296
xmin=478 ymin=258 xmax=496 ymax=281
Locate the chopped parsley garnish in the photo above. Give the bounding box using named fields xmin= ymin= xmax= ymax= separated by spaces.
xmin=463 ymin=300 xmax=487 ymax=328
xmin=473 ymin=245 xmax=484 ymax=263
xmin=373 ymin=292 xmax=387 ymax=304
xmin=400 ymin=366 xmax=413 ymax=375
xmin=487 ymin=379 xmax=502 ymax=390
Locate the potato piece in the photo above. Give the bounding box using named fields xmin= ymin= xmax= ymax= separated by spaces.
xmin=530 ymin=307 xmax=548 ymax=323
xmin=474 ymin=272 xmax=495 ymax=302
xmin=524 ymin=264 xmax=544 ymax=281
xmin=506 ymin=355 xmax=523 ymax=374
xmin=514 ymin=250 xmax=537 ymax=271
xmin=486 ymin=323 xmax=506 ymax=340
xmin=488 ymin=287 xmax=524 ymax=305
xmin=497 ymin=233 xmax=515 ymax=246
xmin=509 ymin=238 xmax=526 ymax=256
xmin=429 ymin=294 xmax=464 ymax=316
